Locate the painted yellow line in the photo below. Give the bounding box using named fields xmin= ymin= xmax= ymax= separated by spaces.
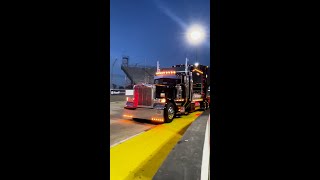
xmin=110 ymin=111 xmax=203 ymax=180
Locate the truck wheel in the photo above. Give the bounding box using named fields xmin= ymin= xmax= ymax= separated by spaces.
xmin=185 ymin=104 xmax=191 ymax=115
xmin=200 ymin=102 xmax=206 ymax=111
xmin=202 ymin=102 xmax=206 ymax=110
xmin=205 ymin=101 xmax=208 ymax=110
xmin=164 ymin=102 xmax=175 ymax=123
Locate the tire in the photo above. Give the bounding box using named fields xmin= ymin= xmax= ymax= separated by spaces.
xmin=201 ymin=102 xmax=206 ymax=110
xmin=164 ymin=102 xmax=175 ymax=123
xmin=185 ymin=103 xmax=191 ymax=115
xmin=200 ymin=101 xmax=206 ymax=111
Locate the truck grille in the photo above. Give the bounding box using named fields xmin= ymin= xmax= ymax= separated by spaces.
xmin=134 ymin=85 xmax=153 ymax=106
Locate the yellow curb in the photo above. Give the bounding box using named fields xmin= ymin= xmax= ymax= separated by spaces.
xmin=110 ymin=111 xmax=203 ymax=180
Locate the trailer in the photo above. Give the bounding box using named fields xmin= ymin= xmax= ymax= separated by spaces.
xmin=123 ymin=61 xmax=210 ymax=123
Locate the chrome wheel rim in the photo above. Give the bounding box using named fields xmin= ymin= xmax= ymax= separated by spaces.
xmin=168 ymin=106 xmax=175 ymax=119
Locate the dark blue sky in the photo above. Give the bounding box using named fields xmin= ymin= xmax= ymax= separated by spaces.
xmin=110 ymin=0 xmax=210 ymax=86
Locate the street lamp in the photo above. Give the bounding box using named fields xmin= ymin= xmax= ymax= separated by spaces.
xmin=186 ymin=24 xmax=206 ymax=62
xmin=186 ymin=24 xmax=206 ymax=46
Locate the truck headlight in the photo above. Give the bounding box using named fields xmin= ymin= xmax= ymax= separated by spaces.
xmin=126 ymin=97 xmax=134 ymax=102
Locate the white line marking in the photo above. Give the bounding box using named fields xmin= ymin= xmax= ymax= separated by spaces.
xmin=201 ymin=114 xmax=210 ymax=180
xmin=110 ymin=131 xmax=145 ymax=148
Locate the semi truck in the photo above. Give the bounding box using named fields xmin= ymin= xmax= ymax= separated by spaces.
xmin=123 ymin=61 xmax=210 ymax=123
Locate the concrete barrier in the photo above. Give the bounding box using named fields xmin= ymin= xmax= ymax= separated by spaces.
xmin=110 ymin=89 xmax=126 ymax=95
xmin=201 ymin=114 xmax=210 ymax=180
xmin=125 ymin=89 xmax=134 ymax=95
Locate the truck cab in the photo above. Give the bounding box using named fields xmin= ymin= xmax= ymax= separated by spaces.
xmin=123 ymin=63 xmax=209 ymax=123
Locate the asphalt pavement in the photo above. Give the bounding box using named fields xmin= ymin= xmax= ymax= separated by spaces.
xmin=109 ymin=99 xmax=157 ymax=147
xmin=153 ymin=110 xmax=210 ymax=180
xmin=110 ymin=95 xmax=132 ymax=102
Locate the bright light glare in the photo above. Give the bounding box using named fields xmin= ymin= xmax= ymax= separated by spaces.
xmin=186 ymin=24 xmax=206 ymax=45
xmin=195 ymin=62 xmax=199 ymax=67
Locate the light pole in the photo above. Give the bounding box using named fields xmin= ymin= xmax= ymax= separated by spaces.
xmin=186 ymin=24 xmax=206 ymax=63
xmin=196 ymin=47 xmax=198 ymax=62
xmin=186 ymin=24 xmax=206 ymax=99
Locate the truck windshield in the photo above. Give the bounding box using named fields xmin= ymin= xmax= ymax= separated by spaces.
xmin=154 ymin=78 xmax=181 ymax=85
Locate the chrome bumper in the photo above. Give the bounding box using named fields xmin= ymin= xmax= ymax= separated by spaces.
xmin=123 ymin=107 xmax=164 ymax=121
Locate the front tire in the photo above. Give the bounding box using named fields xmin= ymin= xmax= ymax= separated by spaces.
xmin=200 ymin=101 xmax=206 ymax=111
xmin=204 ymin=101 xmax=209 ymax=110
xmin=164 ymin=102 xmax=175 ymax=123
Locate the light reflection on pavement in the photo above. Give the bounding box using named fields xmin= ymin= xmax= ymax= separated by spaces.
xmin=110 ymin=101 xmax=157 ymax=146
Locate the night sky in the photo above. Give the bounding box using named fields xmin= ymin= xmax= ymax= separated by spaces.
xmin=110 ymin=0 xmax=210 ymax=86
